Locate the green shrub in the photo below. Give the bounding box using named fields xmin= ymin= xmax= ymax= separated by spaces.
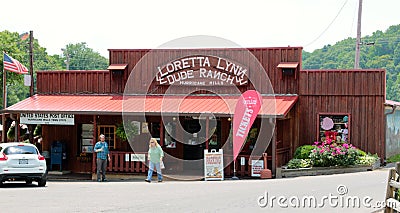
xmin=387 ymin=154 xmax=400 ymax=163
xmin=287 ymin=159 xmax=312 ymax=169
xmin=309 ymin=140 xmax=359 ymax=167
xmin=293 ymin=145 xmax=314 ymax=159
xmin=355 ymin=149 xmax=367 ymax=156
xmin=356 ymin=154 xmax=379 ymax=165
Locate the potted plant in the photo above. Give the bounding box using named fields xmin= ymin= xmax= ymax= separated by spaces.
xmin=116 ymin=121 xmax=140 ymax=141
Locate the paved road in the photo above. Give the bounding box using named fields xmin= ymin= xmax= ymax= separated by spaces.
xmin=0 ymin=168 xmax=391 ymax=212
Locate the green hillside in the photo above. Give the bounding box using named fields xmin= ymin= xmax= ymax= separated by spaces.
xmin=302 ymin=24 xmax=400 ymax=101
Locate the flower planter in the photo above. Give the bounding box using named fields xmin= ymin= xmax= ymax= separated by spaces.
xmin=276 ymin=160 xmax=380 ymax=178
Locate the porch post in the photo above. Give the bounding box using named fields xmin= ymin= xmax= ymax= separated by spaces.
xmin=14 ymin=114 xmax=19 ymax=141
xmin=271 ymin=118 xmax=277 ymax=176
xmin=205 ymin=116 xmax=209 ymax=150
xmin=92 ymin=115 xmax=97 ymax=173
xmin=160 ymin=119 xmax=164 ymax=146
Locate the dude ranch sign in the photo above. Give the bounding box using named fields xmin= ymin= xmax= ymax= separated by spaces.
xmin=156 ymin=55 xmax=248 ymax=86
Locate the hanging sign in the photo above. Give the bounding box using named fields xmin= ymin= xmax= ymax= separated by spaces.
xmin=20 ymin=113 xmax=74 ymax=125
xmin=204 ymin=149 xmax=224 ymax=181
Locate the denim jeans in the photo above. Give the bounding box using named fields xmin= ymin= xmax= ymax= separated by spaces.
xmin=96 ymin=158 xmax=107 ymax=180
xmin=146 ymin=161 xmax=162 ymax=181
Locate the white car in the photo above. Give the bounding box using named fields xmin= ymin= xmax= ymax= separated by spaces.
xmin=0 ymin=142 xmax=47 ymax=187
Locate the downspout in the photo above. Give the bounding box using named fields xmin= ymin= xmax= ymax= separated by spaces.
xmin=384 ymin=105 xmax=397 ymax=165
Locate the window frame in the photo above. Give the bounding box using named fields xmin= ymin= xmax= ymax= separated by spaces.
xmin=317 ymin=113 xmax=350 ymax=143
xmin=97 ymin=125 xmax=117 ymax=149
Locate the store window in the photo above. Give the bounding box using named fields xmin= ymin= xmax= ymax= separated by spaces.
xmin=318 ymin=114 xmax=350 ymax=143
xmin=98 ymin=125 xmax=116 ymax=149
xmin=80 ymin=124 xmax=94 ymax=153
xmin=164 ymin=121 xmax=176 ymax=148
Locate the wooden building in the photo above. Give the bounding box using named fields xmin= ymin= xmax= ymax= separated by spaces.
xmin=3 ymin=47 xmax=388 ymax=178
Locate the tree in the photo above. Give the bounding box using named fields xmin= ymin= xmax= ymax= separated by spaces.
xmin=61 ymin=42 xmax=108 ymax=70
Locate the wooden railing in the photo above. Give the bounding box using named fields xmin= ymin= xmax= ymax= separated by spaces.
xmin=104 ymin=151 xmax=281 ymax=177
xmin=386 ymin=162 xmax=400 ymax=212
xmin=224 ymin=154 xmax=271 ymax=177
xmin=106 ymin=151 xmax=147 ymax=173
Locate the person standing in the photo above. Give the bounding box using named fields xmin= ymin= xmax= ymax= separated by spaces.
xmin=94 ymin=134 xmax=110 ymax=182
xmin=208 ymin=134 xmax=219 ymax=152
xmin=145 ymin=138 xmax=164 ymax=183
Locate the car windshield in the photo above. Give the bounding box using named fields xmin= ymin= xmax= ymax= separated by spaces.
xmin=4 ymin=146 xmax=38 ymax=155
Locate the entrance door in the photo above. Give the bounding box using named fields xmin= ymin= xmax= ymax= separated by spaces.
xmin=183 ymin=119 xmax=205 ymax=161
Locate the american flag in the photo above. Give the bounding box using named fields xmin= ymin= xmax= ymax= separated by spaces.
xmin=3 ymin=52 xmax=29 ymax=74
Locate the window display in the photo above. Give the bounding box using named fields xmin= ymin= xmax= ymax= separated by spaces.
xmin=319 ymin=114 xmax=349 ymax=143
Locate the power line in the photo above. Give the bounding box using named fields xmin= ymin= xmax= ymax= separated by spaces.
xmin=304 ymin=0 xmax=349 ymax=47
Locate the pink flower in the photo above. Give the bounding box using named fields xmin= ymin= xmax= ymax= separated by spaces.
xmin=343 ymin=144 xmax=349 ymax=149
xmin=319 ymin=149 xmax=325 ymax=154
xmin=314 ymin=141 xmax=319 ymax=145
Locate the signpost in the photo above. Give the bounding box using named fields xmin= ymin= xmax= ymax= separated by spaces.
xmin=204 ymin=149 xmax=224 ymax=181
xmin=251 ymin=160 xmax=264 ymax=177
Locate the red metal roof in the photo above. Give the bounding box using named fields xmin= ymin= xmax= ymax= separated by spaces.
xmin=5 ymin=95 xmax=298 ymax=118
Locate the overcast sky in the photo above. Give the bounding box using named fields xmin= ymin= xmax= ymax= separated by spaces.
xmin=1 ymin=0 xmax=400 ymax=58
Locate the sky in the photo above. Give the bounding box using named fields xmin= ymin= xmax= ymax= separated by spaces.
xmin=1 ymin=0 xmax=400 ymax=58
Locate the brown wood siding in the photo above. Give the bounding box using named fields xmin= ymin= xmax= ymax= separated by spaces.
xmin=298 ymin=70 xmax=386 ymax=159
xmin=299 ymin=70 xmax=385 ymax=96
xmin=109 ymin=47 xmax=302 ymax=95
xmin=36 ymin=48 xmax=302 ymax=95
xmin=37 ymin=71 xmax=111 ymax=94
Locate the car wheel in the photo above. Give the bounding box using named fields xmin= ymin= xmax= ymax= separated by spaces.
xmin=38 ymin=178 xmax=46 ymax=187
xmin=26 ymin=179 xmax=33 ymax=184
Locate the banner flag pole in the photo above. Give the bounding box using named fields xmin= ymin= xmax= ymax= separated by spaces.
xmin=2 ymin=51 xmax=7 ymax=142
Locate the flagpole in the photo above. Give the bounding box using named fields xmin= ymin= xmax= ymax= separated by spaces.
xmin=28 ymin=31 xmax=34 ymax=144
xmin=2 ymin=51 xmax=7 ymax=142
xmin=231 ymin=117 xmax=239 ymax=180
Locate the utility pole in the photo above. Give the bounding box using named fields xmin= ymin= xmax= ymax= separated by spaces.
xmin=61 ymin=48 xmax=70 ymax=70
xmin=29 ymin=31 xmax=34 ymax=96
xmin=28 ymin=31 xmax=34 ymax=144
xmin=354 ymin=0 xmax=362 ymax=69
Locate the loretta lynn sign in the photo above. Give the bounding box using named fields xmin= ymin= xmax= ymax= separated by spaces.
xmin=156 ymin=55 xmax=248 ymax=86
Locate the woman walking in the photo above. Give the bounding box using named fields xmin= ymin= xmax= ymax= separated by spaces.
xmin=145 ymin=138 xmax=164 ymax=183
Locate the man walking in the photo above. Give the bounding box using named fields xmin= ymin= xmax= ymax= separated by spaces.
xmin=94 ymin=134 xmax=110 ymax=182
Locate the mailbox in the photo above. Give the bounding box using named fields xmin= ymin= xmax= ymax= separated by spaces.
xmin=50 ymin=141 xmax=66 ymax=171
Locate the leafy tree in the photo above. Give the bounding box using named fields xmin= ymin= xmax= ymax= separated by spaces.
xmin=1 ymin=30 xmax=108 ymax=107
xmin=61 ymin=42 xmax=108 ymax=70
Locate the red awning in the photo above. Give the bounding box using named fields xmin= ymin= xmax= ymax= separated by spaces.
xmin=277 ymin=62 xmax=299 ymax=69
xmin=5 ymin=94 xmax=298 ymax=118
xmin=385 ymin=100 xmax=400 ymax=107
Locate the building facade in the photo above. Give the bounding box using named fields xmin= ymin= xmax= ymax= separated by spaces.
xmin=4 ymin=47 xmax=387 ymax=178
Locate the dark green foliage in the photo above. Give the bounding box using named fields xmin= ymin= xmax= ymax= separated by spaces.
xmin=293 ymin=145 xmax=314 ymax=159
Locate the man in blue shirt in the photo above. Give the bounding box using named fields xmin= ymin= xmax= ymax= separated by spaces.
xmin=94 ymin=134 xmax=110 ymax=182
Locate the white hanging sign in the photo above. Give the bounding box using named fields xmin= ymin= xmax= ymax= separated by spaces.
xmin=20 ymin=113 xmax=74 ymax=125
